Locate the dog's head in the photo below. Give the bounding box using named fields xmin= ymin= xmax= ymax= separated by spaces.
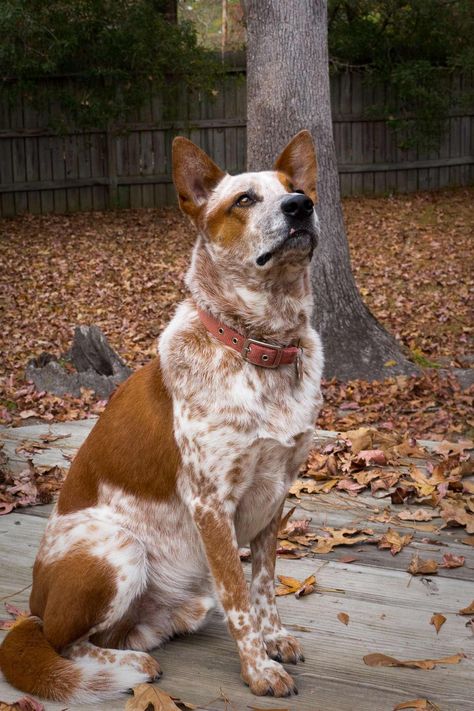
xmin=172 ymin=131 xmax=319 ymax=271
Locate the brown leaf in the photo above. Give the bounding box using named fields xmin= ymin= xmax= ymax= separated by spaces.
xmin=356 ymin=449 xmax=387 ymax=466
xmin=397 ymin=509 xmax=436 ymax=522
xmin=439 ymin=500 xmax=474 ymax=533
xmin=125 ymin=684 xmax=181 ymax=711
xmin=294 ymin=574 xmax=316 ymax=599
xmin=0 ymin=603 xmax=29 ymax=631
xmin=433 ymin=439 xmax=473 ymax=457
xmin=337 ymin=612 xmax=349 ymax=625
xmin=378 ymin=528 xmax=413 ymax=555
xmin=440 ymin=553 xmax=465 ymax=568
xmin=313 ymin=527 xmax=371 ymax=554
xmin=363 ymin=652 xmax=464 ymax=670
xmin=407 ymin=554 xmax=439 ymax=575
xmin=430 ymin=613 xmax=446 ymax=634
xmin=342 ymin=427 xmax=373 ymax=454
xmin=338 ymin=555 xmax=359 ymax=563
xmin=459 ymin=600 xmax=474 ymax=615
xmin=336 ymin=478 xmax=366 ymax=495
xmin=278 ymin=506 xmax=296 ymax=534
xmin=393 ymin=700 xmax=441 ymax=710
xmin=275 ymin=574 xmax=316 ymax=599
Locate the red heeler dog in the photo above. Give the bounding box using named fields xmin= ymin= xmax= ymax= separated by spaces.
xmin=0 ymin=130 xmax=323 ymax=701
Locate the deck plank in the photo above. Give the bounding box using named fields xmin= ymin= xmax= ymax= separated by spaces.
xmin=1 ymin=421 xmax=473 ymax=709
xmin=0 ymin=512 xmax=473 ymax=711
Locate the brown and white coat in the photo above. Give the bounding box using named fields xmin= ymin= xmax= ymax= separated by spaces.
xmin=0 ymin=130 xmax=323 ymax=701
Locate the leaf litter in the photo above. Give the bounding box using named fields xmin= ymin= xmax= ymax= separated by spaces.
xmin=0 ymin=190 xmax=472 ymax=438
xmin=0 ymin=456 xmax=66 ymax=515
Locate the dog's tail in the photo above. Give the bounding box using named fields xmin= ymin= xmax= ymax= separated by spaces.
xmin=0 ymin=617 xmax=155 ymax=703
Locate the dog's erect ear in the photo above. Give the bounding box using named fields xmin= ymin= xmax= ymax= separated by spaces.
xmin=274 ymin=130 xmax=317 ymax=203
xmin=172 ymin=137 xmax=225 ymax=220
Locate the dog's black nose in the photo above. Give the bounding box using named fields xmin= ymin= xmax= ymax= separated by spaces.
xmin=281 ymin=193 xmax=314 ymax=220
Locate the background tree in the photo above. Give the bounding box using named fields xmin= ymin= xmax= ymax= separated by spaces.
xmin=244 ymin=0 xmax=418 ymax=380
xmin=0 ymin=0 xmax=218 ymax=129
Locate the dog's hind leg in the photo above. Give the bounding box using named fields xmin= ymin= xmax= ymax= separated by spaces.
xmin=63 ymin=640 xmax=161 ymax=699
xmin=3 ymin=519 xmax=161 ymax=702
xmin=98 ymin=593 xmax=216 ymax=651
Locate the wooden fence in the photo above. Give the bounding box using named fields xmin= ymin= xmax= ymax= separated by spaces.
xmin=0 ymin=71 xmax=472 ymax=216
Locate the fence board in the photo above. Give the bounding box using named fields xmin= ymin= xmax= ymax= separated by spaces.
xmin=0 ymin=71 xmax=472 ymax=216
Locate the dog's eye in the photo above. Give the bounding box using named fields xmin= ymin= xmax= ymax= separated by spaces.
xmin=235 ymin=193 xmax=254 ymax=207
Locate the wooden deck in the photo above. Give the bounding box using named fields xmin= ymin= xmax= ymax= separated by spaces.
xmin=1 ymin=420 xmax=473 ymax=711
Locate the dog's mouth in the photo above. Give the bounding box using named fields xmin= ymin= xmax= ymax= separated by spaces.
xmin=256 ymin=227 xmax=316 ymax=267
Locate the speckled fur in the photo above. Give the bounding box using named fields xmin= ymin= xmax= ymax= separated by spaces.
xmin=0 ymin=131 xmax=323 ymax=702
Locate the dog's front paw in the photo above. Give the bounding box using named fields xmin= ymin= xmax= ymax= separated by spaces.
xmin=242 ymin=658 xmax=297 ymax=697
xmin=265 ymin=630 xmax=305 ymax=664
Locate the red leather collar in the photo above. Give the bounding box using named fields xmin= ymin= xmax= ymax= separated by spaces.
xmin=197 ymin=308 xmax=302 ymax=370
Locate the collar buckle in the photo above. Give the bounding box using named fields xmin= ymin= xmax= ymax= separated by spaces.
xmin=242 ymin=338 xmax=284 ymax=368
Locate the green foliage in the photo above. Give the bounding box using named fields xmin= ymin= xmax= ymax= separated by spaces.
xmin=328 ymin=0 xmax=474 ymax=149
xmin=0 ymin=0 xmax=220 ymax=129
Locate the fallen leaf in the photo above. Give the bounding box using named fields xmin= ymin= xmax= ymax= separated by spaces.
xmin=313 ymin=527 xmax=372 ymax=554
xmin=440 ymin=553 xmax=465 ymax=568
xmin=39 ymin=432 xmax=71 ymax=444
xmin=430 ymin=613 xmax=446 ymax=634
xmin=0 ymin=603 xmax=29 ymax=630
xmin=363 ymin=651 xmax=464 ymax=670
xmin=278 ymin=506 xmax=296 ymax=534
xmin=18 ymin=410 xmax=38 ymax=420
xmin=356 ymin=449 xmax=387 ymax=466
xmin=439 ymin=500 xmax=474 ymax=533
xmin=393 ymin=700 xmax=441 ymax=710
xmin=170 ymin=698 xmax=197 ymax=710
xmin=461 ymin=535 xmax=474 ymax=547
xmin=459 ymin=600 xmax=474 ymax=615
xmin=125 ymin=684 xmax=181 ymax=710
xmin=337 ymin=612 xmax=349 ymax=625
xmin=378 ymin=528 xmax=413 ymax=555
xmin=397 ymin=509 xmax=436 ymax=522
xmin=342 ymin=427 xmax=373 ymax=454
xmin=407 ymin=554 xmax=439 ymax=575
xmin=336 ymin=478 xmax=366 ymax=495
xmin=275 ymin=574 xmax=316 ymax=599
xmin=275 ymin=575 xmax=303 ymax=595
xmin=433 ymin=439 xmax=473 ymax=457
xmin=295 ymin=575 xmax=316 ymax=599
xmin=338 ymin=555 xmax=359 ymax=563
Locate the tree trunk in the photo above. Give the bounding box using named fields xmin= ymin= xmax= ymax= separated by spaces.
xmin=244 ymin=0 xmax=418 ymax=381
xmin=160 ymin=0 xmax=177 ymax=24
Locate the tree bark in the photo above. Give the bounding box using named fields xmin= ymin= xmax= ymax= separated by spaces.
xmin=244 ymin=0 xmax=418 ymax=381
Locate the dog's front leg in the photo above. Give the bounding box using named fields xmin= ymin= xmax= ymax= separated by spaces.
xmin=192 ymin=503 xmax=297 ymax=697
xmin=250 ymin=504 xmax=305 ymax=664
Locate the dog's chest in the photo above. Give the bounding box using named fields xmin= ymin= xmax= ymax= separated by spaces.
xmin=171 ymin=344 xmax=321 ymax=543
xmin=233 ymin=429 xmax=314 ymax=544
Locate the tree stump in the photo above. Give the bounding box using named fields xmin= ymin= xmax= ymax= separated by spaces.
xmin=26 ymin=326 xmax=132 ymax=399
